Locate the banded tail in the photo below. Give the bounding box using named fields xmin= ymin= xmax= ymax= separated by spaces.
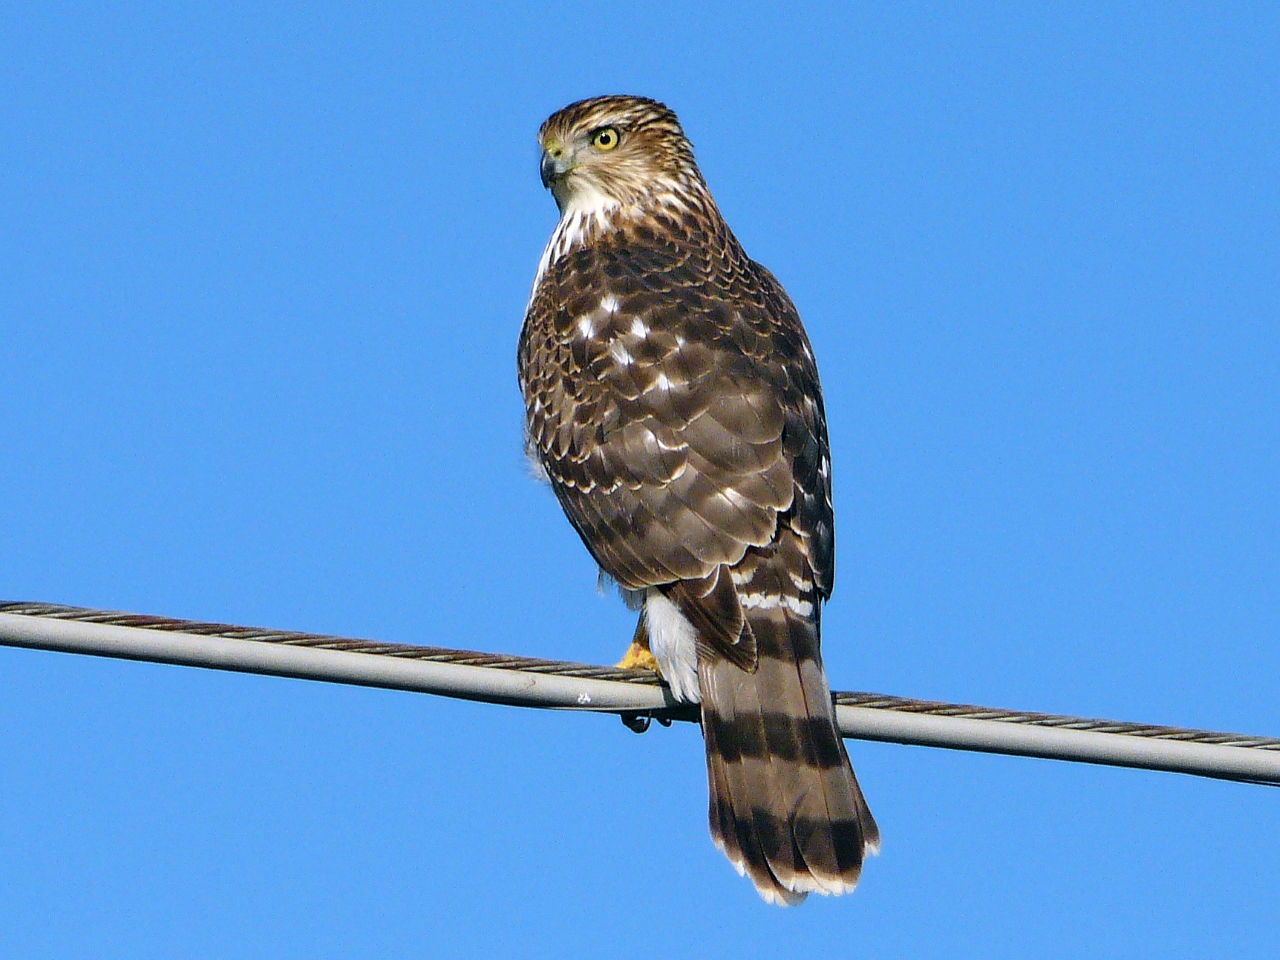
xmin=698 ymin=605 xmax=879 ymax=904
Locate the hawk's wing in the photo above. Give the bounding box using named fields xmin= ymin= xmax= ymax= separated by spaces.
xmin=518 ymin=237 xmax=834 ymax=615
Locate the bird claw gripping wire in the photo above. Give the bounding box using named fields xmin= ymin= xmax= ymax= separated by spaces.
xmin=620 ymin=710 xmax=674 ymax=734
xmin=620 ymin=711 xmax=652 ymax=733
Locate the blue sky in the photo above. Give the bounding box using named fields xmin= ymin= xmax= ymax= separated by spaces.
xmin=2 ymin=2 xmax=1277 ymax=957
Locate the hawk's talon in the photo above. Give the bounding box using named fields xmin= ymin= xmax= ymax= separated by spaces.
xmin=621 ymin=711 xmax=652 ymax=734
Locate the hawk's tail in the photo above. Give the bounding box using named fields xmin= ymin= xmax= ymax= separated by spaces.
xmin=697 ymin=606 xmax=879 ymax=905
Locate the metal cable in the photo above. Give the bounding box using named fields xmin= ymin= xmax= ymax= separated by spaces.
xmin=0 ymin=601 xmax=658 ymax=680
xmin=2 ymin=601 xmax=1276 ymax=784
xmin=832 ymin=692 xmax=1280 ymax=750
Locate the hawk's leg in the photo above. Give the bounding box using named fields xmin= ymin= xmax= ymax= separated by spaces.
xmin=615 ymin=614 xmax=660 ymax=673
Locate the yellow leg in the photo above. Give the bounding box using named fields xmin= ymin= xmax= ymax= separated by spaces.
xmin=615 ymin=616 xmax=660 ymax=673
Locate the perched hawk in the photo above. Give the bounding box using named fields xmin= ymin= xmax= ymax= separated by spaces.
xmin=518 ymin=95 xmax=878 ymax=904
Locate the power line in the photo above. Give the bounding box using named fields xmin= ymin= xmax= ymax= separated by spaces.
xmin=1 ymin=601 xmax=1276 ymax=785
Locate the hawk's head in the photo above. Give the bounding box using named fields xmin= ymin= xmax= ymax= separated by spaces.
xmin=538 ymin=95 xmax=702 ymax=216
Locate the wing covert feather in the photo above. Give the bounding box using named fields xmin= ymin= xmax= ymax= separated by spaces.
xmin=519 ymin=233 xmax=834 ymax=597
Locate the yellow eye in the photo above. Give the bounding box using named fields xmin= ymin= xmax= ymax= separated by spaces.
xmin=591 ymin=126 xmax=620 ymax=151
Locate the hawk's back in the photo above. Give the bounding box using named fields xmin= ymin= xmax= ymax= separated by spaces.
xmin=519 ymin=95 xmax=877 ymax=903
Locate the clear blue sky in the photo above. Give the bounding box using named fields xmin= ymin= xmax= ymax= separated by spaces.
xmin=3 ymin=3 xmax=1277 ymax=957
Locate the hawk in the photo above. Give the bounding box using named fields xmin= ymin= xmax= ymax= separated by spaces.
xmin=518 ymin=95 xmax=878 ymax=904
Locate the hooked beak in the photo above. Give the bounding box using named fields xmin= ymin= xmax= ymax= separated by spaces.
xmin=539 ymin=150 xmax=566 ymax=190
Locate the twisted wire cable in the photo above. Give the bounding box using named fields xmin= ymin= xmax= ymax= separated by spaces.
xmin=1 ymin=601 xmax=1276 ymax=784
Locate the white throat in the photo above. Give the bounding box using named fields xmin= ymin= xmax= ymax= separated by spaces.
xmin=526 ymin=171 xmax=702 ymax=311
xmin=529 ymin=185 xmax=624 ymax=302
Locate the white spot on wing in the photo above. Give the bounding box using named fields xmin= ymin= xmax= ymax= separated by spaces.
xmin=630 ymin=317 xmax=649 ymax=338
xmin=609 ymin=341 xmax=633 ymax=366
xmin=739 ymin=592 xmax=814 ymax=617
xmin=576 ymin=314 xmax=595 ymax=337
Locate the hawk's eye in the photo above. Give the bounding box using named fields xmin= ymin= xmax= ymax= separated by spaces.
xmin=590 ymin=127 xmax=620 ymax=151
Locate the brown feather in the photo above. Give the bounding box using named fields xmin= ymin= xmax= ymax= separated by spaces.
xmin=519 ymin=95 xmax=874 ymax=903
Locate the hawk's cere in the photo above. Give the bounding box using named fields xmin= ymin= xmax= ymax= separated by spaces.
xmin=518 ymin=95 xmax=878 ymax=904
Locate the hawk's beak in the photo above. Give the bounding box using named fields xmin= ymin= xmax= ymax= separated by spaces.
xmin=539 ymin=150 xmax=564 ymax=190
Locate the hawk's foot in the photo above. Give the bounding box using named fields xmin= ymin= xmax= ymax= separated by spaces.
xmin=615 ymin=638 xmax=660 ymax=673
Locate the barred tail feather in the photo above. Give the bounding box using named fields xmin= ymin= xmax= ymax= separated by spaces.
xmin=698 ymin=607 xmax=878 ymax=904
